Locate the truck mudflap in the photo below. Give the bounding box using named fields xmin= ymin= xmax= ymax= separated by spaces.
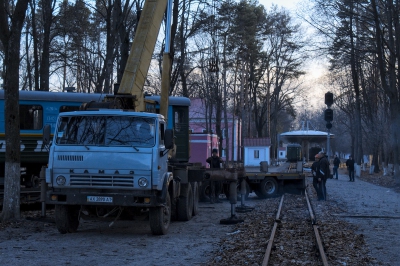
xmin=46 ymin=190 xmax=165 ymax=207
xmin=157 ymin=174 xmax=170 ymax=204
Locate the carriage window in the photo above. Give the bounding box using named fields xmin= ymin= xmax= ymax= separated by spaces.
xmin=20 ymin=105 xmax=43 ymax=130
xmin=60 ymin=105 xmax=80 ymax=113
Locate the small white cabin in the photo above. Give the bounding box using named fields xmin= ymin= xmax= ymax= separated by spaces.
xmin=243 ymin=138 xmax=271 ymax=166
xmin=278 ymin=146 xmax=286 ymax=160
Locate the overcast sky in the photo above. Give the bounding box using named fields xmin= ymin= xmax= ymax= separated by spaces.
xmin=258 ymin=0 xmax=328 ymax=110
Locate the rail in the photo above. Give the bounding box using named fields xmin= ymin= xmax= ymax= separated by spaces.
xmin=261 ymin=192 xmax=329 ymax=266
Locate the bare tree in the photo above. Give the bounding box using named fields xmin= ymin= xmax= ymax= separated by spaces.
xmin=370 ymin=0 xmax=400 ymax=180
xmin=0 ymin=0 xmax=30 ymax=221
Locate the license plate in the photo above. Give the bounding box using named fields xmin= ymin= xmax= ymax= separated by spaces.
xmin=87 ymin=196 xmax=113 ymax=203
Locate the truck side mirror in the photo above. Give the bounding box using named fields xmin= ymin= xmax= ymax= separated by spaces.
xmin=43 ymin=124 xmax=51 ymax=145
xmin=164 ymin=129 xmax=174 ymax=149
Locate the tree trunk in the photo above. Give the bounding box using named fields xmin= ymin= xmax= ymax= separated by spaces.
xmin=179 ymin=0 xmax=188 ymax=97
xmin=239 ymin=61 xmax=245 ymax=161
xmin=222 ymin=34 xmax=229 ymax=162
xmin=29 ymin=0 xmax=40 ymax=91
xmin=116 ymin=0 xmax=133 ymax=83
xmin=372 ymin=146 xmax=380 ymax=173
xmin=168 ymin=0 xmax=179 ymax=94
xmin=0 ymin=0 xmax=30 ymax=221
xmin=348 ymin=2 xmax=363 ymax=177
xmin=95 ymin=0 xmax=117 ymax=93
xmin=25 ymin=19 xmax=32 ymax=91
xmin=231 ymin=58 xmax=239 ymax=162
xmin=39 ymin=0 xmax=53 ymax=91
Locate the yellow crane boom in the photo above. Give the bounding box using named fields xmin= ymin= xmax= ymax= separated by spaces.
xmin=118 ymin=0 xmax=167 ymax=112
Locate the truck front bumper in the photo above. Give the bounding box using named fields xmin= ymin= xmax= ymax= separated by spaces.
xmin=46 ymin=189 xmax=163 ymax=207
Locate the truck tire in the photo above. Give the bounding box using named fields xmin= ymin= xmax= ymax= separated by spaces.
xmin=177 ymin=183 xmax=193 ymax=221
xmin=55 ymin=205 xmax=80 ymax=234
xmin=191 ymin=182 xmax=199 ymax=216
xmin=199 ymin=181 xmax=210 ymax=202
xmin=170 ymin=197 xmax=178 ymax=221
xmin=256 ymin=177 xmax=278 ymax=198
xmin=149 ymin=191 xmax=171 ymax=235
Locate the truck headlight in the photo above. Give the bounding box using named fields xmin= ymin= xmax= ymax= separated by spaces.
xmin=138 ymin=177 xmax=148 ymax=187
xmin=56 ymin=175 xmax=66 ymax=185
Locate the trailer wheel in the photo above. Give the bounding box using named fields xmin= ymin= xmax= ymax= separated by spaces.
xmin=191 ymin=182 xmax=199 ymax=216
xmin=149 ymin=191 xmax=171 ymax=235
xmin=55 ymin=205 xmax=80 ymax=234
xmin=257 ymin=177 xmax=278 ymax=198
xmin=177 ymin=183 xmax=193 ymax=221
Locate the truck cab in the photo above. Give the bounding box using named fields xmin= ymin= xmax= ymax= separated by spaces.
xmin=46 ymin=109 xmax=176 ymax=235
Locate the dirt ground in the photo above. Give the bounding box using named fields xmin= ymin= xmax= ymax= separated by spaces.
xmin=0 ymin=198 xmax=246 ymax=266
xmin=1 ymin=166 xmax=399 ymax=266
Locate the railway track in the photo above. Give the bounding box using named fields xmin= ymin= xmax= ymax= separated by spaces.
xmin=261 ymin=191 xmax=328 ymax=266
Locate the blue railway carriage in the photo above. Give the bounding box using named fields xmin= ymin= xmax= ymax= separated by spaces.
xmin=0 ymin=90 xmax=105 ymax=188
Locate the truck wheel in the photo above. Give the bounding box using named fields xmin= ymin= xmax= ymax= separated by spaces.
xmin=55 ymin=205 xmax=80 ymax=234
xmin=191 ymin=182 xmax=199 ymax=216
xmin=149 ymin=191 xmax=171 ymax=235
xmin=199 ymin=181 xmax=210 ymax=202
xmin=170 ymin=197 xmax=178 ymax=221
xmin=177 ymin=183 xmax=193 ymax=221
xmin=257 ymin=177 xmax=278 ymax=198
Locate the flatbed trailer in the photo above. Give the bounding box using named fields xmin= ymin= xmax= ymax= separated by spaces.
xmin=243 ymin=161 xmax=306 ymax=198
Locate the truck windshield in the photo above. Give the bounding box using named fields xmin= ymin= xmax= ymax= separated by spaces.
xmin=56 ymin=116 xmax=156 ymax=147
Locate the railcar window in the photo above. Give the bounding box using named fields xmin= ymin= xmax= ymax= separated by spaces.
xmin=20 ymin=105 xmax=43 ymax=130
xmin=60 ymin=106 xmax=80 ymax=113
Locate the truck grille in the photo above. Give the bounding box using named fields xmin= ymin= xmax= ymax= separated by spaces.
xmin=70 ymin=174 xmax=134 ymax=188
xmin=58 ymin=155 xmax=84 ymax=161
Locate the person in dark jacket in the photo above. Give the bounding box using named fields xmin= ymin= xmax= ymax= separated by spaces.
xmin=316 ymin=151 xmax=330 ymax=200
xmin=206 ymin=149 xmax=224 ymax=203
xmin=346 ymin=156 xmax=355 ymax=182
xmin=311 ymin=155 xmax=321 ymax=199
xmin=333 ymin=155 xmax=340 ymax=179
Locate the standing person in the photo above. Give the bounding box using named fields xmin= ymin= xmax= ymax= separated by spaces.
xmin=206 ymin=149 xmax=224 ymax=203
xmin=311 ymin=154 xmax=321 ymax=199
xmin=333 ymin=155 xmax=340 ymax=179
xmin=316 ymin=151 xmax=330 ymax=200
xmin=346 ymin=155 xmax=355 ymax=182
